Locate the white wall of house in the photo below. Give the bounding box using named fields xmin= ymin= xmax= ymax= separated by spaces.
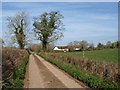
xmin=53 ymin=46 xmax=61 ymax=50
xmin=74 ymin=48 xmax=80 ymax=51
xmin=53 ymin=46 xmax=69 ymax=52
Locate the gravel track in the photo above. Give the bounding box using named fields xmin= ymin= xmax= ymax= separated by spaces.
xmin=24 ymin=54 xmax=88 ymax=89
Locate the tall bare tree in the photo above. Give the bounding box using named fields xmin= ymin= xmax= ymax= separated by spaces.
xmin=88 ymin=43 xmax=94 ymax=50
xmin=33 ymin=11 xmax=64 ymax=51
xmin=7 ymin=11 xmax=29 ymax=49
xmin=79 ymin=40 xmax=88 ymax=58
xmin=106 ymin=41 xmax=112 ymax=48
xmin=67 ymin=41 xmax=80 ymax=51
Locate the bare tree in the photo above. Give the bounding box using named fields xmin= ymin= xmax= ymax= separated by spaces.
xmin=79 ymin=40 xmax=88 ymax=58
xmin=88 ymin=43 xmax=94 ymax=50
xmin=106 ymin=41 xmax=112 ymax=48
xmin=7 ymin=11 xmax=29 ymax=49
xmin=33 ymin=11 xmax=64 ymax=51
xmin=97 ymin=43 xmax=104 ymax=49
xmin=67 ymin=41 xmax=80 ymax=51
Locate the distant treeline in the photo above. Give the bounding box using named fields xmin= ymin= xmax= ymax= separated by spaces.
xmin=29 ymin=40 xmax=120 ymax=52
xmin=67 ymin=40 xmax=120 ymax=52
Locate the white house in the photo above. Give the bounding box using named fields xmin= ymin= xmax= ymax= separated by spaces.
xmin=74 ymin=48 xmax=80 ymax=51
xmin=53 ymin=46 xmax=61 ymax=51
xmin=53 ymin=46 xmax=69 ymax=52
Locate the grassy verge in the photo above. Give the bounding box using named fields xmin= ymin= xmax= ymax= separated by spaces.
xmin=38 ymin=53 xmax=119 ymax=89
xmin=4 ymin=55 xmax=29 ymax=89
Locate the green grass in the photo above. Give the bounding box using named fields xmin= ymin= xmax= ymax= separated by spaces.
xmin=4 ymin=55 xmax=29 ymax=89
xmin=39 ymin=53 xmax=119 ymax=89
xmin=57 ymin=48 xmax=118 ymax=63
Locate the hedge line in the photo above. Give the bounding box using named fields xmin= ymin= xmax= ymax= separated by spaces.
xmin=38 ymin=53 xmax=119 ymax=89
xmin=3 ymin=55 xmax=29 ymax=89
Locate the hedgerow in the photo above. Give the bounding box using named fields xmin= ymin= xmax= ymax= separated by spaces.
xmin=3 ymin=55 xmax=29 ymax=89
xmin=38 ymin=53 xmax=119 ymax=89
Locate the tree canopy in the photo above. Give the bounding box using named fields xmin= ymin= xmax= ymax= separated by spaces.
xmin=33 ymin=11 xmax=64 ymax=50
xmin=7 ymin=11 xmax=29 ymax=49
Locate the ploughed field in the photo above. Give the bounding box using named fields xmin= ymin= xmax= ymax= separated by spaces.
xmin=57 ymin=48 xmax=118 ymax=64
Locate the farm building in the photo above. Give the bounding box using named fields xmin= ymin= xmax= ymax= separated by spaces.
xmin=74 ymin=47 xmax=80 ymax=51
xmin=53 ymin=46 xmax=69 ymax=52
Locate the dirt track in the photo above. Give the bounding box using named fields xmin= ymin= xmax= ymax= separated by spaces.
xmin=24 ymin=54 xmax=88 ymax=89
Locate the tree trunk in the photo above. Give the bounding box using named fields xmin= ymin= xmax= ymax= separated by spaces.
xmin=42 ymin=42 xmax=47 ymax=51
xmin=20 ymin=45 xmax=24 ymax=49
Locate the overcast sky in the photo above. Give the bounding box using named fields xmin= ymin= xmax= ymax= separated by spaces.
xmin=1 ymin=2 xmax=118 ymax=46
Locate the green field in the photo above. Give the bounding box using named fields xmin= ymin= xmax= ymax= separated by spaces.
xmin=57 ymin=48 xmax=118 ymax=63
